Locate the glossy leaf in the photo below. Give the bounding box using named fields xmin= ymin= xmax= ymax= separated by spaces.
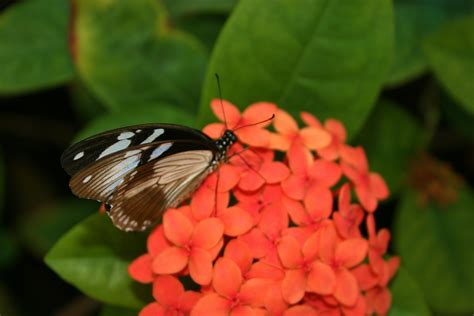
xmin=199 ymin=0 xmax=394 ymax=137
xmin=387 ymin=0 xmax=474 ymax=86
xmin=73 ymin=103 xmax=195 ymax=142
xmin=45 ymin=213 xmax=150 ymax=308
xmin=0 ymin=0 xmax=74 ymax=94
xmin=355 ymin=100 xmax=425 ymax=194
xmin=389 ymin=266 xmax=431 ymax=316
xmin=424 ymin=16 xmax=474 ymax=115
xmin=74 ymin=0 xmax=207 ymax=112
xmin=18 ymin=199 xmax=96 ymax=258
xmin=394 ymin=188 xmax=474 ymax=313
xmin=163 ymin=0 xmax=236 ymax=17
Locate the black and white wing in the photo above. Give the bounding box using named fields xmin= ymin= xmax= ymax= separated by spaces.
xmin=61 ymin=124 xmax=217 ymax=231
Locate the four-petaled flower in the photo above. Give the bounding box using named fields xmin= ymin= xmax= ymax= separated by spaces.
xmin=129 ymin=100 xmax=398 ymax=316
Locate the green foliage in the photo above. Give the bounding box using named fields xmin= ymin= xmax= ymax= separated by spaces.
xmin=74 ymin=0 xmax=207 ymax=112
xmin=73 ymin=103 xmax=195 ymax=142
xmin=355 ymin=100 xmax=425 ymax=194
xmin=0 ymin=0 xmax=74 ymax=94
xmin=387 ymin=0 xmax=474 ymax=86
xmin=199 ymin=0 xmax=394 ymax=137
xmin=18 ymin=199 xmax=96 ymax=258
xmin=45 ymin=214 xmax=150 ymax=308
xmin=0 ymin=229 xmax=18 ymax=269
xmin=163 ymin=0 xmax=237 ymax=17
xmin=424 ymin=16 xmax=474 ymax=115
xmin=389 ymin=266 xmax=431 ymax=316
xmin=394 ymin=188 xmax=474 ymax=313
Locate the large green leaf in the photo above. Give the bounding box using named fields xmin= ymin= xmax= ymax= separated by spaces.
xmin=389 ymin=266 xmax=431 ymax=316
xmin=45 ymin=213 xmax=150 ymax=309
xmin=18 ymin=199 xmax=96 ymax=258
xmin=394 ymin=188 xmax=474 ymax=313
xmin=163 ymin=0 xmax=236 ymax=18
xmin=74 ymin=0 xmax=207 ymax=112
xmin=387 ymin=0 xmax=474 ymax=86
xmin=73 ymin=103 xmax=195 ymax=142
xmin=424 ymin=16 xmax=474 ymax=115
xmin=199 ymin=0 xmax=393 ymax=137
xmin=0 ymin=0 xmax=74 ymax=94
xmin=355 ymin=100 xmax=425 ymax=195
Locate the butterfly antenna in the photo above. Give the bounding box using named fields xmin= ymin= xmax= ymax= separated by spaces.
xmin=233 ymin=114 xmax=275 ymax=131
xmin=215 ymin=73 xmax=228 ymax=130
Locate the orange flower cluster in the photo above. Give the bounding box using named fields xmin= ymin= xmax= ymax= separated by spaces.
xmin=129 ymin=101 xmax=399 ymax=316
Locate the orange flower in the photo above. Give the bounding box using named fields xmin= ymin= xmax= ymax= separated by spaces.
xmin=128 ymin=101 xmax=398 ymax=316
xmin=282 ymin=144 xmax=341 ymax=200
xmin=203 ymin=100 xmax=276 ymax=147
xmin=139 ymin=275 xmax=201 ymax=316
xmin=270 ymin=109 xmax=331 ymax=152
xmin=152 ymin=210 xmax=224 ymax=285
xmin=341 ymin=146 xmax=389 ymax=212
xmin=191 ymin=258 xmax=270 ymax=315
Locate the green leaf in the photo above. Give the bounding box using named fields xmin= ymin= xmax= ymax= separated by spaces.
xmin=389 ymin=266 xmax=431 ymax=316
xmin=163 ymin=0 xmax=236 ymax=17
xmin=0 ymin=229 xmax=18 ymax=269
xmin=394 ymin=188 xmax=474 ymax=313
xmin=199 ymin=0 xmax=394 ymax=137
xmin=354 ymin=100 xmax=425 ymax=195
xmin=174 ymin=15 xmax=228 ymax=53
xmin=100 ymin=305 xmax=138 ymax=316
xmin=0 ymin=0 xmax=74 ymax=94
xmin=75 ymin=0 xmax=207 ymax=112
xmin=424 ymin=16 xmax=474 ymax=115
xmin=18 ymin=199 xmax=96 ymax=258
xmin=387 ymin=0 xmax=474 ymax=86
xmin=45 ymin=213 xmax=150 ymax=309
xmin=70 ymin=80 xmax=107 ymax=122
xmin=73 ymin=103 xmax=195 ymax=142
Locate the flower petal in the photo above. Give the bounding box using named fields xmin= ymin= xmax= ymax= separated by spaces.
xmin=239 ymin=228 xmax=273 ymax=259
xmin=304 ymin=185 xmax=333 ymax=220
xmin=277 ymin=235 xmax=303 ymax=268
xmin=147 ymin=225 xmax=170 ymax=256
xmin=300 ymin=112 xmax=322 ymax=128
xmin=179 ymin=291 xmax=202 ymax=312
xmin=274 ymin=109 xmax=298 ymax=135
xmin=282 ymin=196 xmax=308 ymax=226
xmin=224 ymin=239 xmax=253 ymax=275
xmin=213 ymin=258 xmax=242 ymax=298
xmin=237 ymin=127 xmax=271 ymax=148
xmin=192 ymin=218 xmax=224 ymax=249
xmin=191 ymin=186 xmax=215 ymax=220
xmin=300 ymin=127 xmax=331 ymax=149
xmin=211 ymin=98 xmax=241 ymax=128
xmin=355 ymin=184 xmax=377 ymax=212
xmin=325 ymin=119 xmax=346 ymax=142
xmin=308 ymin=159 xmax=342 ymax=187
xmin=240 ymin=278 xmax=272 ymax=307
xmin=258 ymin=204 xmax=288 ymax=238
xmin=283 ymin=304 xmax=317 ymax=316
xmin=247 ymin=261 xmax=285 ymax=280
xmin=281 ymin=174 xmax=307 ymax=200
xmin=203 ymin=122 xmax=225 ymax=139
xmin=220 ymin=207 xmax=254 ymax=237
xmin=189 ymin=248 xmax=213 ymax=285
xmin=217 ymin=164 xmax=240 ymax=192
xmin=369 ymin=172 xmax=389 ymax=199
xmin=152 ymin=246 xmax=188 ymax=274
xmin=352 ymin=264 xmax=378 ymax=291
xmin=191 ymin=293 xmax=230 ymax=316
xmin=269 ymin=133 xmax=290 ymax=151
xmin=153 ymin=275 xmax=183 ymax=306
xmin=163 ymin=210 xmax=193 ymax=246
xmin=336 ymin=238 xmax=368 ymax=268
xmin=129 ymin=254 xmax=153 ymax=283
xmin=307 ymin=261 xmax=335 ymax=295
xmin=139 ymin=302 xmax=164 ymax=316
xmin=242 ymin=102 xmax=277 ymax=127
xmin=281 ymin=269 xmax=306 ymax=304
xmin=334 ymin=269 xmax=358 ymax=306
xmin=238 ymin=170 xmax=266 ymax=191
xmin=260 ymin=161 xmax=290 ymax=183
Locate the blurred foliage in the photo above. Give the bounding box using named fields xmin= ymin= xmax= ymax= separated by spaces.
xmin=0 ymin=0 xmax=472 ymax=314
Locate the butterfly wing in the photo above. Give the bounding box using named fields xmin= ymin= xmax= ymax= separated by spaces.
xmin=108 ymin=150 xmax=215 ymax=231
xmin=62 ymin=124 xmax=219 ymax=231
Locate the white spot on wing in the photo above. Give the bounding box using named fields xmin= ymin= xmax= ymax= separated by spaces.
xmin=140 ymin=128 xmax=164 ymax=144
xmin=117 ymin=131 xmax=134 ymax=140
xmin=136 ymin=129 xmax=142 ymax=133
xmin=83 ymin=175 xmax=92 ymax=183
xmin=73 ymin=152 xmax=84 ymax=160
xmin=148 ymin=143 xmax=173 ymax=161
xmin=98 ymin=140 xmax=131 ymax=159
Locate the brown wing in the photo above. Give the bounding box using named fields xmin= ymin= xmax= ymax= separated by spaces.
xmin=69 ymin=148 xmax=147 ymax=202
xmin=108 ymin=150 xmax=215 ymax=231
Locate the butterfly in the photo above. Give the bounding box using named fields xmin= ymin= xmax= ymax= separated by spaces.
xmin=61 ymin=124 xmax=238 ymax=232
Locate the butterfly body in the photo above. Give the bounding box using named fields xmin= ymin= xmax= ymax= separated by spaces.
xmin=61 ymin=124 xmax=237 ymax=232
